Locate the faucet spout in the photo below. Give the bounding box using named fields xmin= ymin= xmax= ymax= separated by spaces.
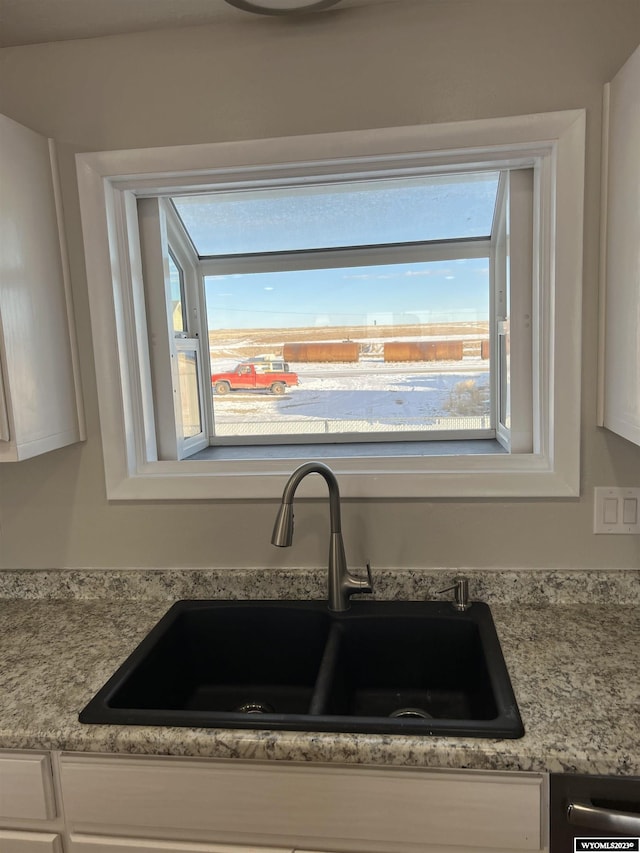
xmin=271 ymin=461 xmax=373 ymax=612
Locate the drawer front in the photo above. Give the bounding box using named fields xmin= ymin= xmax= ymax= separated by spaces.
xmin=0 ymin=829 xmax=62 ymax=853
xmin=0 ymin=753 xmax=57 ymax=821
xmin=60 ymin=755 xmax=544 ymax=852
xmin=70 ymin=835 xmax=292 ymax=853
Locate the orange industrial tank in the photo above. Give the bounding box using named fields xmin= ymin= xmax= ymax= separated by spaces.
xmin=283 ymin=342 xmax=359 ymax=362
xmin=384 ymin=341 xmax=464 ymax=362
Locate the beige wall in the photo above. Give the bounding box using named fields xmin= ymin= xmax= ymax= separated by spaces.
xmin=1 ymin=0 xmax=640 ymax=571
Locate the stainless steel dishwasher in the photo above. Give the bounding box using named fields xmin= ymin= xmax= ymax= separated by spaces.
xmin=550 ymin=773 xmax=640 ymax=851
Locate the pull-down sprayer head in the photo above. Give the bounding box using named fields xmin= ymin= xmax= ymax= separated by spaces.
xmin=271 ymin=501 xmax=295 ymax=547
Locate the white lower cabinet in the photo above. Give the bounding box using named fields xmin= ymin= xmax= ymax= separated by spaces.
xmin=0 ymin=752 xmax=63 ymax=852
xmin=59 ymin=754 xmax=547 ymax=853
xmin=0 ymin=753 xmax=57 ymax=823
xmin=68 ymin=837 xmax=292 ymax=853
xmin=0 ymin=830 xmax=63 ymax=853
xmin=1 ymin=750 xmax=547 ymax=852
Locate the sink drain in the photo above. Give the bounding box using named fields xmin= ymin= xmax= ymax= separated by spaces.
xmin=235 ymin=701 xmax=275 ymax=714
xmin=389 ymin=707 xmax=432 ymax=720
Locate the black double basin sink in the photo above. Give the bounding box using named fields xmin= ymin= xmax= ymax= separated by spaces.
xmin=80 ymin=600 xmax=524 ymax=738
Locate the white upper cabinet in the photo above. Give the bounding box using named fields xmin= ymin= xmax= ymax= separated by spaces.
xmin=0 ymin=113 xmax=84 ymax=461
xmin=600 ymin=44 xmax=640 ymax=446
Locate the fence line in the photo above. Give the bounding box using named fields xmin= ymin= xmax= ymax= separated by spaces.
xmin=214 ymin=415 xmax=491 ymax=437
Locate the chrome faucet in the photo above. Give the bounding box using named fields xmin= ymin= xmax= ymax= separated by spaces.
xmin=271 ymin=461 xmax=373 ymax=612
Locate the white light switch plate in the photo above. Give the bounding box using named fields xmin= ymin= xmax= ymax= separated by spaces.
xmin=593 ymin=486 xmax=640 ymax=534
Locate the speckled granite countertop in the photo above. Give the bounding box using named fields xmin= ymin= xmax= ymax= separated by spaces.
xmin=0 ymin=569 xmax=638 ymax=776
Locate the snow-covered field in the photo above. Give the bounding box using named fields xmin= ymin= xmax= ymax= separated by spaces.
xmin=210 ymin=356 xmax=490 ymax=437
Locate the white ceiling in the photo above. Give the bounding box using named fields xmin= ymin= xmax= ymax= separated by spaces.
xmin=0 ymin=0 xmax=392 ymax=48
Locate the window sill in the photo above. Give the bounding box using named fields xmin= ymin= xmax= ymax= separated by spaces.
xmin=190 ymin=438 xmax=506 ymax=461
xmin=105 ymin=442 xmax=578 ymax=501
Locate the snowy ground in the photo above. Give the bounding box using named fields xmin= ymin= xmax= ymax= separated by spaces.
xmin=210 ymin=356 xmax=490 ymax=437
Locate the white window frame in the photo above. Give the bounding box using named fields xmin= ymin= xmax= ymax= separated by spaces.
xmin=76 ymin=110 xmax=585 ymax=500
xmin=493 ymin=169 xmax=534 ymax=454
xmin=138 ymin=198 xmax=210 ymax=459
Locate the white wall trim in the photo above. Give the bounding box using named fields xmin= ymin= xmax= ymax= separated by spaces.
xmin=76 ymin=110 xmax=585 ymax=500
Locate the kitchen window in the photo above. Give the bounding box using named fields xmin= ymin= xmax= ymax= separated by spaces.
xmin=76 ymin=110 xmax=585 ymax=500
xmin=145 ymin=171 xmax=519 ymax=449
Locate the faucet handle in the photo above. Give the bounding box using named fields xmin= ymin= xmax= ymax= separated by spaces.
xmin=346 ymin=561 xmax=373 ymax=595
xmin=353 ymin=560 xmax=373 ymax=593
xmin=365 ymin=561 xmax=373 ymax=593
xmin=436 ymin=575 xmax=471 ymax=611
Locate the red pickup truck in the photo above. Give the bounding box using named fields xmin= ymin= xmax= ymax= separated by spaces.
xmin=211 ymin=363 xmax=299 ymax=395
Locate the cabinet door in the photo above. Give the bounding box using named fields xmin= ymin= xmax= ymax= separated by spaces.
xmin=601 ymin=44 xmax=640 ymax=444
xmin=0 ymin=112 xmax=84 ymax=461
xmin=0 ymin=830 xmax=62 ymax=853
xmin=69 ymin=836 xmax=292 ymax=853
xmin=61 ymin=755 xmax=544 ymax=852
xmin=0 ymin=752 xmax=57 ymax=822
